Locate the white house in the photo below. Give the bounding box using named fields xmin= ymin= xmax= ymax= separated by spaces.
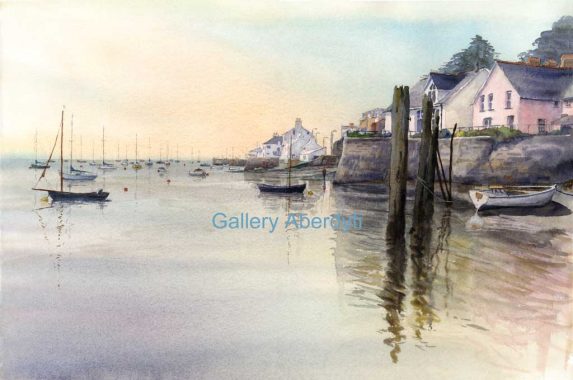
xmin=279 ymin=118 xmax=324 ymax=161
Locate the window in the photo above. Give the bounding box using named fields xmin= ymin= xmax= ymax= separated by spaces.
xmin=416 ymin=110 xmax=423 ymax=132
xmin=507 ymin=115 xmax=515 ymax=129
xmin=483 ymin=117 xmax=492 ymax=128
xmin=505 ymin=91 xmax=512 ymax=109
xmin=479 ymin=95 xmax=485 ymax=112
xmin=554 ymin=101 xmax=560 ymax=108
xmin=538 ymin=119 xmax=546 ymax=134
xmin=488 ymin=93 xmax=494 ymax=110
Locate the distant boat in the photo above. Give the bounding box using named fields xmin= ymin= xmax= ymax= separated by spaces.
xmin=132 ymin=134 xmax=142 ymax=170
xmin=146 ymin=159 xmax=153 ymax=167
xmin=228 ymin=166 xmax=244 ymax=173
xmin=63 ymin=114 xmax=97 ymax=181
xmin=99 ymin=126 xmax=117 ymax=170
xmin=258 ymin=135 xmax=306 ymax=194
xmin=33 ymin=108 xmax=109 ymax=201
xmin=29 ymin=160 xmax=50 ymax=169
xmin=469 ymin=185 xmax=556 ymax=211
xmin=157 ymin=166 xmax=167 ymax=173
xmin=189 ymin=168 xmax=208 ymax=177
xmin=77 ymin=136 xmax=87 ymax=163
xmin=29 ymin=129 xmax=50 ymax=169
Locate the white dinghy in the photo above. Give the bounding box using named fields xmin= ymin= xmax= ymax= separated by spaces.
xmin=469 ymin=185 xmax=556 ymax=211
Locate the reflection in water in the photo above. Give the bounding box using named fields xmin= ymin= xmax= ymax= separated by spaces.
xmin=380 ymin=237 xmax=407 ymax=363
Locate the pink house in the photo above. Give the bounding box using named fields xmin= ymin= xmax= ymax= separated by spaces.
xmin=472 ymin=60 xmax=573 ymax=134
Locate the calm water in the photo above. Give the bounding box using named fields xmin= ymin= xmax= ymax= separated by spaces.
xmin=2 ymin=159 xmax=572 ymax=379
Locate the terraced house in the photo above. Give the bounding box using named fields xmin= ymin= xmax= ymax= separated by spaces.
xmin=472 ymin=56 xmax=573 ymax=134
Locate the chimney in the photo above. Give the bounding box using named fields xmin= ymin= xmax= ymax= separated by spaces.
xmin=560 ymin=53 xmax=573 ymax=68
xmin=527 ymin=56 xmax=541 ymax=66
xmin=544 ymin=59 xmax=558 ymax=68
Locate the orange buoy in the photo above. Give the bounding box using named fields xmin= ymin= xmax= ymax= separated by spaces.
xmin=167 ymin=179 xmax=171 ymax=184
xmin=124 ymin=187 xmax=128 ymax=192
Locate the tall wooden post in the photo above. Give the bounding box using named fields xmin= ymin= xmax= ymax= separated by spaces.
xmin=386 ymin=86 xmax=410 ymax=239
xmin=411 ymin=95 xmax=439 ymax=244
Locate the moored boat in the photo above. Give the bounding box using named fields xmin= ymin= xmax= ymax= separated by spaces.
xmin=33 ymin=108 xmax=110 ymax=202
xmin=469 ymin=185 xmax=556 ymax=211
xmin=257 ymin=183 xmax=306 ymax=193
xmin=189 ymin=168 xmax=208 ymax=177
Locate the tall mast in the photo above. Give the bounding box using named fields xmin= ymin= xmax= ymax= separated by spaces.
xmin=80 ymin=136 xmax=83 ymax=160
xmin=288 ymin=134 xmax=292 ymax=187
xmin=101 ymin=126 xmax=105 ymax=164
xmin=117 ymin=144 xmax=120 ymax=160
xmin=135 ymin=134 xmax=138 ymax=161
xmin=148 ymin=137 xmax=151 ymax=160
xmin=69 ymin=114 xmax=74 ymax=171
xmin=60 ymin=108 xmax=64 ymax=192
xmin=34 ymin=129 xmax=38 ymax=162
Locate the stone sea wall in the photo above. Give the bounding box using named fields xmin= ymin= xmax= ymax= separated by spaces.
xmin=334 ymin=135 xmax=573 ymax=185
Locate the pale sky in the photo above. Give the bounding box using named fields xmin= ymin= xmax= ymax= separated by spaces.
xmin=2 ymin=0 xmax=572 ymax=159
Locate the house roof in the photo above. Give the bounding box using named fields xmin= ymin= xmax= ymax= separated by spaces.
xmin=497 ymin=61 xmax=573 ymax=101
xmin=263 ymin=135 xmax=283 ymax=145
xmin=428 ymin=72 xmax=467 ymax=91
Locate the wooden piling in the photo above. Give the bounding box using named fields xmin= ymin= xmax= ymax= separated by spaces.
xmin=410 ymin=95 xmax=438 ymax=243
xmin=386 ymin=86 xmax=410 ymax=239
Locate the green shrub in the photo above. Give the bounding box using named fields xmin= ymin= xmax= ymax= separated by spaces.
xmin=456 ymin=126 xmax=526 ymax=142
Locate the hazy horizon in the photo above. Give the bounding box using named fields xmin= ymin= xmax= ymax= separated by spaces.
xmin=2 ymin=0 xmax=572 ymax=159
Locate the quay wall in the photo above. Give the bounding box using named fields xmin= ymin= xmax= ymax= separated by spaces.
xmin=334 ymin=135 xmax=573 ymax=185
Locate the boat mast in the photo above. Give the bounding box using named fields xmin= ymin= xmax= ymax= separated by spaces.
xmin=117 ymin=144 xmax=120 ymax=160
xmin=34 ymin=129 xmax=38 ymax=163
xmin=135 ymin=134 xmax=138 ymax=162
xmin=101 ymin=126 xmax=105 ymax=164
xmin=80 ymin=136 xmax=83 ymax=161
xmin=60 ymin=108 xmax=64 ymax=192
xmin=148 ymin=137 xmax=151 ymax=161
xmin=288 ymin=134 xmax=292 ymax=187
xmin=69 ymin=114 xmax=74 ymax=172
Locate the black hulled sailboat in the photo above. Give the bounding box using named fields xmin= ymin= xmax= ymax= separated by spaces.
xmin=33 ymin=108 xmax=109 ymax=201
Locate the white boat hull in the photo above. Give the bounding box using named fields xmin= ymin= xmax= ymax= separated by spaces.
xmin=469 ymin=186 xmax=556 ymax=211
xmin=62 ymin=172 xmax=97 ymax=181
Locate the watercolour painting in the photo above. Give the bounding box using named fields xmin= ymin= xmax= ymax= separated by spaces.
xmin=2 ymin=1 xmax=573 ymax=379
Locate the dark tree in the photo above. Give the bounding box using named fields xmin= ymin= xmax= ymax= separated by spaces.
xmin=439 ymin=35 xmax=497 ymax=74
xmin=519 ymin=16 xmax=573 ymax=62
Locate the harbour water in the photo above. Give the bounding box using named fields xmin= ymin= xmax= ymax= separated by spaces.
xmin=2 ymin=159 xmax=572 ymax=379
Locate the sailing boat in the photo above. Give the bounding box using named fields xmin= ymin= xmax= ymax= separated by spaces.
xmin=132 ymin=134 xmax=142 ymax=170
xmin=99 ymin=126 xmax=116 ymax=170
xmin=77 ymin=136 xmax=87 ymax=163
xmin=121 ymin=144 xmax=129 ymax=166
xmin=175 ymin=144 xmax=180 ymax=163
xmin=62 ymin=114 xmax=97 ymax=181
xmin=156 ymin=146 xmax=165 ymax=164
xmin=258 ymin=135 xmax=306 ymax=193
xmin=89 ymin=141 xmax=97 ymax=166
xmin=115 ymin=143 xmax=121 ymax=162
xmin=146 ymin=137 xmax=153 ymax=166
xmin=33 ymin=108 xmax=109 ymax=201
xmin=165 ymin=143 xmax=171 ymax=166
xmin=29 ymin=129 xmax=50 ymax=169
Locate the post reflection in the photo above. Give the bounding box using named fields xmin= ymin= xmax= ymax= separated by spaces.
xmin=380 ymin=236 xmax=407 ymax=363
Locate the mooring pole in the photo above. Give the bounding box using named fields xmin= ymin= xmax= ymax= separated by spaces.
xmin=411 ymin=95 xmax=439 ymax=243
xmin=387 ymin=86 xmax=410 ymax=239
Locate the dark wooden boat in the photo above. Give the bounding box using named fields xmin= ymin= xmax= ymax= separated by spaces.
xmin=258 ymin=135 xmax=306 ymax=194
xmin=257 ymin=183 xmax=306 ymax=193
xmin=34 ymin=188 xmax=109 ymax=201
xmin=33 ymin=107 xmax=110 ymax=202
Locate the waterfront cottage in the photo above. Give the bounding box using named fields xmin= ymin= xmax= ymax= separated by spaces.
xmin=472 ymin=59 xmax=573 ymax=134
xmin=259 ymin=134 xmax=283 ymax=158
xmin=383 ymin=69 xmax=489 ymax=134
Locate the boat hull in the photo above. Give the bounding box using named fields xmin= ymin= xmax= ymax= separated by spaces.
xmin=258 ymin=183 xmax=306 ymax=194
xmin=41 ymin=189 xmax=109 ymax=201
xmin=553 ymin=186 xmax=573 ymax=210
xmin=469 ymin=186 xmax=556 ymax=211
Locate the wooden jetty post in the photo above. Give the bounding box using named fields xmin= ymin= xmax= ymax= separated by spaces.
xmin=386 ymin=86 xmax=410 ymax=239
xmin=410 ymin=95 xmax=439 ymax=243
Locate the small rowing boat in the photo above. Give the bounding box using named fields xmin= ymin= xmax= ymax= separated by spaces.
xmin=469 ymin=185 xmax=556 ymax=211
